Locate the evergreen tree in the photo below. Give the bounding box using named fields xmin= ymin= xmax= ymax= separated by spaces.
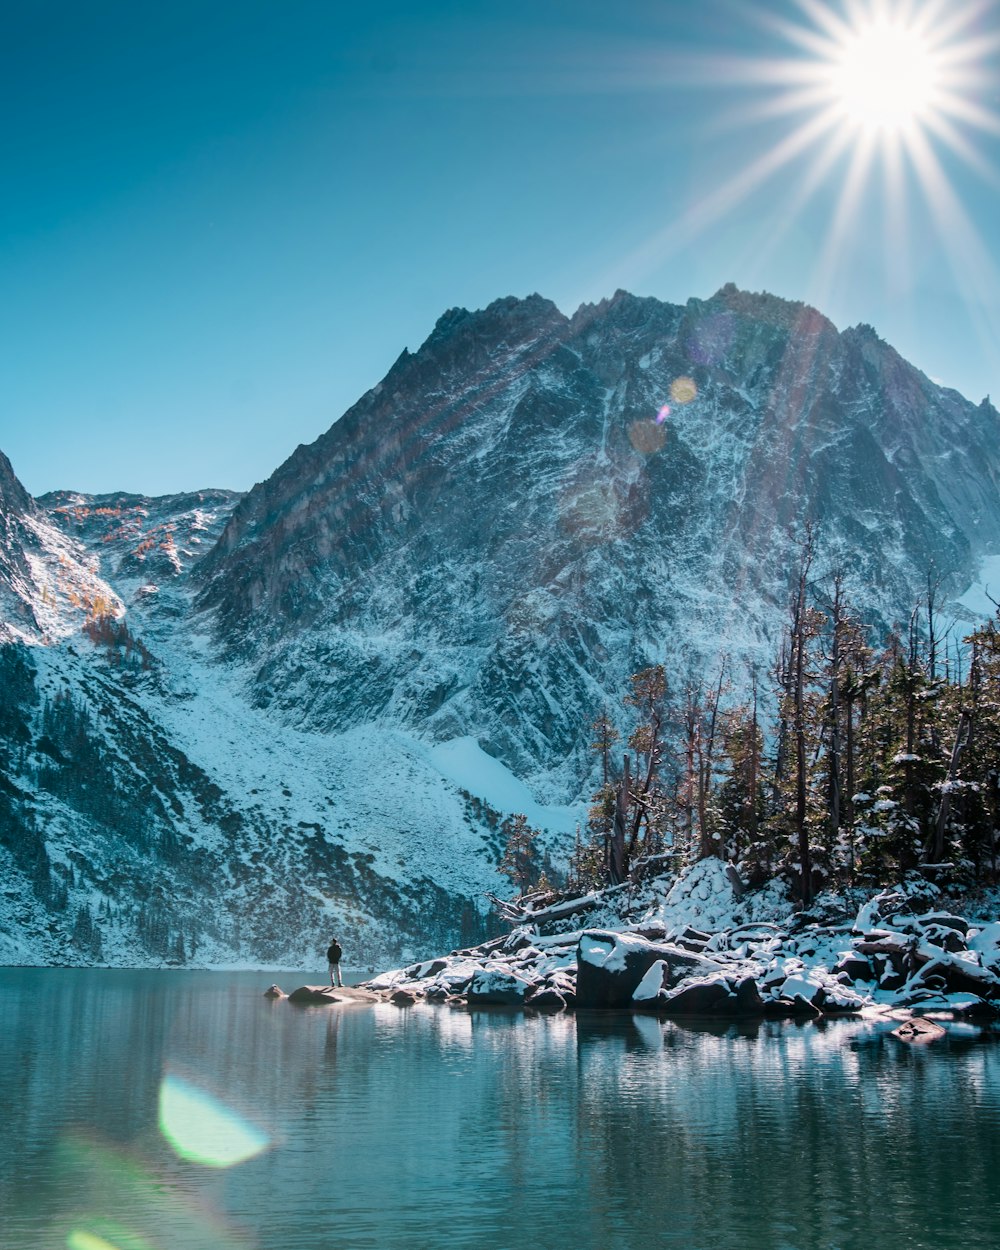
xmin=499 ymin=813 xmax=541 ymax=895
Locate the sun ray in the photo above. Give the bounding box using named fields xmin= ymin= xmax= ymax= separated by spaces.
xmin=906 ymin=125 xmax=1000 ymax=331
xmin=585 ymin=0 xmax=998 ymax=356
xmin=743 ymin=128 xmax=857 ymax=283
xmin=788 ymin=0 xmax=857 ymax=46
xmin=922 ymin=112 xmax=1000 ymax=187
xmin=881 ymin=131 xmax=913 ymax=301
xmin=936 ymin=92 xmax=1000 ymax=137
xmin=811 ymin=132 xmax=879 ymax=306
xmin=598 ymin=106 xmax=845 ymax=293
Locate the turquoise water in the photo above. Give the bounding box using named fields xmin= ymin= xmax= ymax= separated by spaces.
xmin=2 ymin=969 xmax=1000 ymax=1250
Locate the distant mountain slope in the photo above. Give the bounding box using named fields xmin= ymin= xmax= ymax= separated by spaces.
xmin=0 ymin=469 xmax=539 ymax=967
xmin=38 ymin=487 xmax=243 ymax=586
xmin=0 ymin=451 xmax=126 ymax=645
xmin=196 ymin=286 xmax=1000 ymax=797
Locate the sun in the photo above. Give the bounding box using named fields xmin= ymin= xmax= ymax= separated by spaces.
xmin=596 ymin=0 xmax=1000 ymax=355
xmin=828 ymin=15 xmax=942 ymax=137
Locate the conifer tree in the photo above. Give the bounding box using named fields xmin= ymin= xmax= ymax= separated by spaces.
xmin=499 ymin=813 xmax=541 ymax=895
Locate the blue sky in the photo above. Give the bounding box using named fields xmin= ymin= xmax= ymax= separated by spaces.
xmin=2 ymin=0 xmax=998 ymax=497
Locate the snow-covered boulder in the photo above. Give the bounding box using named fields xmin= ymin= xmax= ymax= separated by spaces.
xmin=659 ymin=978 xmax=733 ymax=1015
xmin=576 ymin=930 xmax=725 ymax=1009
xmin=634 ymin=965 xmax=766 ymax=1016
xmin=467 ymin=969 xmax=533 ymax=1006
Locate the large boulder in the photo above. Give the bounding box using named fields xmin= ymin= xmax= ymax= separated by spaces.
xmin=576 ymin=931 xmax=724 ymax=1008
xmin=466 ymin=969 xmax=533 ymax=1006
xmin=660 ymin=979 xmax=733 ymax=1015
xmin=634 ymin=966 xmax=766 ymax=1017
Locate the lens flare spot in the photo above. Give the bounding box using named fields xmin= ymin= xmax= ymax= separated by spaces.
xmin=67 ymin=1226 xmax=157 ymax=1250
xmin=628 ymin=420 xmax=666 ymax=455
xmin=655 ymin=405 xmax=670 ymax=424
xmin=670 ymin=377 xmax=697 ymax=404
xmin=158 ymin=1075 xmax=269 ymax=1168
xmin=67 ymin=1235 xmax=123 ymax=1250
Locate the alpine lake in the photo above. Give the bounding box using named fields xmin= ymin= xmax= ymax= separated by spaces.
xmin=3 ymin=968 xmax=1000 ymax=1250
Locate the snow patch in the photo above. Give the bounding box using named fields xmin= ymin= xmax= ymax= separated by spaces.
xmin=425 ymin=735 xmax=582 ymax=833
xmin=956 ymin=554 xmax=1000 ymax=619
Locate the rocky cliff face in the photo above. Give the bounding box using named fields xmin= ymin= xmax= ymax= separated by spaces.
xmin=0 ymin=451 xmax=39 ymax=639
xmin=195 ymin=286 xmax=1000 ymax=796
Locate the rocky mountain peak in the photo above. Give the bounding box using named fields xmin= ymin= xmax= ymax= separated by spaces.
xmin=192 ymin=287 xmax=1000 ymax=797
xmin=0 ymin=450 xmax=36 ymax=520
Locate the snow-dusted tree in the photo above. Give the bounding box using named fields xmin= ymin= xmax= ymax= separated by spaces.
xmin=586 ymin=711 xmax=619 ymax=882
xmin=499 ymin=813 xmax=541 ymax=895
xmin=854 ymin=624 xmax=945 ymax=882
xmin=767 ymin=536 xmax=827 ymax=904
xmin=816 ymin=573 xmax=877 ymax=883
xmin=586 ymin=665 xmax=670 ymax=884
xmin=717 ymin=673 xmax=767 ymax=875
xmin=933 ymin=620 xmax=1000 ymax=877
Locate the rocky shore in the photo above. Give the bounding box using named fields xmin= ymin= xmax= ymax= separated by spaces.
xmin=358 ymin=861 xmax=1000 ymax=1024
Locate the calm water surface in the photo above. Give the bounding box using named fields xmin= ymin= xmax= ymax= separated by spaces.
xmin=2 ymin=969 xmax=1000 ymax=1250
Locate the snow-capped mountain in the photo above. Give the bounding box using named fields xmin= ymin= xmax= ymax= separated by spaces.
xmin=197 ymin=286 xmax=1000 ymax=795
xmin=2 ymin=285 xmax=999 ymax=967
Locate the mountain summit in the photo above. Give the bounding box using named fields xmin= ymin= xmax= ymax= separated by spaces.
xmin=196 ymin=285 xmax=1000 ymax=795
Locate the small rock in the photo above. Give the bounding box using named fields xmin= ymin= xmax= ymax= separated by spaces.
xmin=390 ymin=989 xmax=417 ymax=1006
xmin=526 ymin=986 xmax=567 ymax=1011
xmin=893 ymin=1018 xmax=946 ymax=1043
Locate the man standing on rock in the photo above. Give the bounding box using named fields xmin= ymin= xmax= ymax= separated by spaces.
xmin=327 ymin=937 xmax=344 ymax=987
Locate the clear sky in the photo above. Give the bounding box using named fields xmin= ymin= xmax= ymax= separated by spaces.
xmin=2 ymin=0 xmax=998 ymax=497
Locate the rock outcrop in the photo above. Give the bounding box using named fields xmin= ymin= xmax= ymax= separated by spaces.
xmin=362 ymin=878 xmax=1000 ymax=1027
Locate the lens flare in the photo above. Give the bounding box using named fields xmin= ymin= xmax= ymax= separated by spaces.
xmin=158 ymin=1074 xmax=270 ymax=1168
xmin=68 ymin=1234 xmax=129 ymax=1250
xmin=670 ymin=377 xmax=697 ymax=404
xmin=655 ymin=404 xmax=670 ymax=424
xmin=67 ymin=1229 xmax=159 ymax=1250
xmin=628 ymin=420 xmax=666 ymax=455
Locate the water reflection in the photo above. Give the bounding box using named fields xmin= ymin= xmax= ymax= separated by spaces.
xmin=1 ymin=970 xmax=999 ymax=1250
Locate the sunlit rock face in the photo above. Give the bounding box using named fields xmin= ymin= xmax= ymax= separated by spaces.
xmin=196 ymin=286 xmax=1000 ymax=797
xmin=0 ymin=450 xmax=42 ymax=636
xmin=38 ymin=488 xmax=243 ymax=585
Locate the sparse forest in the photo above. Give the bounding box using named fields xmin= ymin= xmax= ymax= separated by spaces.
xmin=543 ymin=563 xmax=1000 ymax=908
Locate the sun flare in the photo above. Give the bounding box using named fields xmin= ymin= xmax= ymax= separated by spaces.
xmin=829 ymin=17 xmax=941 ymax=136
xmin=618 ymin=0 xmax=1000 ymax=317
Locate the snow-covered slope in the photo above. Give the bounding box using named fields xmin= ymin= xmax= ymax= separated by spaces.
xmin=0 ymin=451 xmax=125 ymax=646
xmin=1 ymin=479 xmax=567 ymax=967
xmin=3 ymin=284 xmax=1000 ymax=968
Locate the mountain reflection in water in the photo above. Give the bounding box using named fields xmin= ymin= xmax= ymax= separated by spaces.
xmin=2 ymin=969 xmax=999 ymax=1250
